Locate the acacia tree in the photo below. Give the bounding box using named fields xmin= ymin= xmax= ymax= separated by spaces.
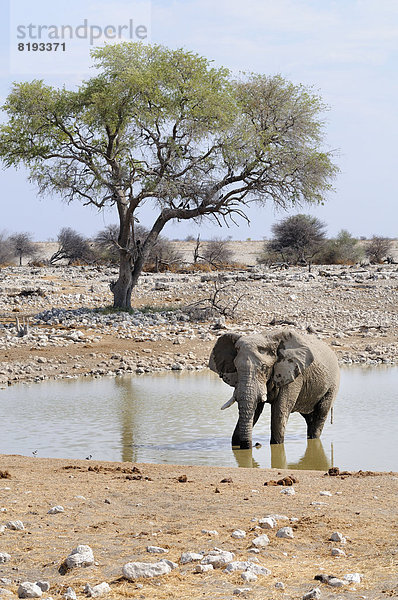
xmin=9 ymin=232 xmax=37 ymax=265
xmin=268 ymin=214 xmax=326 ymax=264
xmin=0 ymin=43 xmax=338 ymax=309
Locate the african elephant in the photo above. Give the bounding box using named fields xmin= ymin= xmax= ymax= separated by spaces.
xmin=209 ymin=328 xmax=340 ymax=448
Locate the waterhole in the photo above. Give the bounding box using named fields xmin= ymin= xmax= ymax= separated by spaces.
xmin=1 ymin=367 xmax=397 ymax=470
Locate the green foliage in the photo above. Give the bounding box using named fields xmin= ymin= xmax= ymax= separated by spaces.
xmin=316 ymin=229 xmax=363 ymax=264
xmin=0 ymin=42 xmax=338 ymax=308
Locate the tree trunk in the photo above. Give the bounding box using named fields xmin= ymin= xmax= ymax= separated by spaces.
xmin=112 ymin=252 xmax=134 ymax=309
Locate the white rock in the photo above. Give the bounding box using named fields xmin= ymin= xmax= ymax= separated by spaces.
xmin=233 ymin=589 xmax=252 ymax=596
xmin=0 ymin=553 xmax=11 ymax=563
xmin=47 ymin=505 xmax=64 ymax=514
xmin=275 ymin=581 xmax=285 ymax=589
xmin=194 ymin=564 xmax=213 ymax=573
xmin=251 ymin=534 xmax=270 ymax=547
xmin=201 ymin=550 xmax=235 ymax=568
xmin=201 ymin=529 xmax=219 ymax=536
xmin=147 ymin=546 xmax=168 ymax=554
xmin=231 ymin=529 xmax=246 ymax=539
xmin=247 ymin=563 xmax=271 ymax=576
xmin=180 ymin=552 xmax=203 ymax=564
xmin=329 ymin=531 xmax=346 ymax=543
xmin=0 ymin=588 xmax=13 ymax=596
xmin=280 ymin=488 xmax=295 ymax=495
xmin=224 ymin=561 xmax=251 ymax=573
xmin=331 ymin=548 xmax=346 ymax=557
xmin=258 ymin=517 xmax=276 ymax=529
xmin=327 ymin=577 xmax=346 ymax=587
xmin=6 ymin=520 xmax=24 ymax=531
xmin=276 ymin=526 xmax=294 ymax=539
xmin=303 ymin=588 xmax=321 ymax=599
xmin=267 ymin=513 xmax=289 ymax=521
xmin=343 ymin=573 xmax=362 ymax=584
xmin=84 ymin=582 xmax=110 ymax=598
xmin=63 ymin=588 xmax=76 ymax=600
xmin=159 ymin=559 xmax=178 ymax=570
xmin=122 ymin=560 xmax=172 ymax=580
xmin=65 ymin=545 xmax=94 ymax=569
xmin=241 ymin=571 xmax=257 ymax=583
xmin=319 ymin=491 xmax=332 ymax=496
xmin=17 ymin=583 xmax=42 ymax=598
xmin=35 ymin=583 xmax=49 ymax=593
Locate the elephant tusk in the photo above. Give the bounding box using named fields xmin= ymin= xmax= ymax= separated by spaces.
xmin=221 ymin=396 xmax=236 ymax=410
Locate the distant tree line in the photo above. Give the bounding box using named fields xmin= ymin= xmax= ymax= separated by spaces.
xmin=258 ymin=214 xmax=395 ymax=266
xmin=0 ymin=221 xmax=395 ymax=269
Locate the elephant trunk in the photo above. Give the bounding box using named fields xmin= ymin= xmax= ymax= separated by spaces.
xmin=235 ymin=376 xmax=261 ymax=450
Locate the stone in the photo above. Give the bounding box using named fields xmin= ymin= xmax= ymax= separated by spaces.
xmin=233 ymin=589 xmax=252 ymax=596
xmin=331 ymin=548 xmax=346 ymax=557
xmin=327 ymin=577 xmax=346 ymax=587
xmin=84 ymin=582 xmax=110 ymax=597
xmin=258 ymin=517 xmax=276 ymax=529
xmin=224 ymin=561 xmax=251 ymax=573
xmin=6 ymin=520 xmax=24 ymax=531
xmin=201 ymin=550 xmax=235 ymax=568
xmin=122 ymin=560 xmax=172 ymax=580
xmin=275 ymin=581 xmax=285 ymax=589
xmin=147 ymin=546 xmax=168 ymax=554
xmin=35 ymin=583 xmax=49 ymax=593
xmin=343 ymin=573 xmax=362 ymax=584
xmin=47 ymin=505 xmax=64 ymax=514
xmin=180 ymin=552 xmax=203 ymax=564
xmin=17 ymin=583 xmax=42 ymax=598
xmin=65 ymin=545 xmax=94 ymax=569
xmin=0 ymin=588 xmax=13 ymax=596
xmin=246 ymin=564 xmax=271 ymax=576
xmin=231 ymin=529 xmax=246 ymax=539
xmin=0 ymin=553 xmax=11 ymax=563
xmin=280 ymin=487 xmax=295 ymax=495
xmin=251 ymin=534 xmax=270 ymax=547
xmin=276 ymin=526 xmax=294 ymax=539
xmin=201 ymin=529 xmax=219 ymax=536
xmin=241 ymin=571 xmax=257 ymax=583
xmin=63 ymin=588 xmax=76 ymax=600
xmin=319 ymin=491 xmax=332 ymax=496
xmin=329 ymin=531 xmax=346 ymax=543
xmin=194 ymin=564 xmax=213 ymax=573
xmin=303 ymin=588 xmax=321 ymax=599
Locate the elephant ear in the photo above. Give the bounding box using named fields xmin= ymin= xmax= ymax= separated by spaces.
xmin=209 ymin=333 xmax=240 ymax=387
xmin=272 ymin=331 xmax=314 ymax=387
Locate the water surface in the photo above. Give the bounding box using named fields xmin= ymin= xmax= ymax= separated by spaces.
xmin=0 ymin=368 xmax=397 ymax=471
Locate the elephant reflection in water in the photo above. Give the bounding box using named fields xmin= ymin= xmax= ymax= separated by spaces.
xmin=232 ymin=438 xmax=331 ymax=470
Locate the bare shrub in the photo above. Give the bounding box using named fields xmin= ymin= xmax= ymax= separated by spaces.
xmin=50 ymin=227 xmax=93 ymax=264
xmin=0 ymin=232 xmax=13 ymax=265
xmin=200 ymin=238 xmax=234 ymax=268
xmin=9 ymin=232 xmax=37 ymax=266
xmin=365 ymin=236 xmax=393 ymax=264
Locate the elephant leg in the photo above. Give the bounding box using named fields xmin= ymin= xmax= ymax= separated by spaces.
xmin=232 ymin=401 xmax=265 ymax=447
xmin=305 ymin=388 xmax=335 ymax=439
xmin=270 ymin=387 xmax=296 ymax=445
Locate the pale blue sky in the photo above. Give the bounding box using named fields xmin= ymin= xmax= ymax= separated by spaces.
xmin=0 ymin=0 xmax=397 ymax=241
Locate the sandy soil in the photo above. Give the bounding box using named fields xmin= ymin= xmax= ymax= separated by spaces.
xmin=0 ymin=456 xmax=397 ymax=600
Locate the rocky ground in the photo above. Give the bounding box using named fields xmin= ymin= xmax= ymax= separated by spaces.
xmin=0 ymin=456 xmax=398 ymax=600
xmin=1 ymin=263 xmax=397 ymax=599
xmin=0 ymin=263 xmax=397 ymax=387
